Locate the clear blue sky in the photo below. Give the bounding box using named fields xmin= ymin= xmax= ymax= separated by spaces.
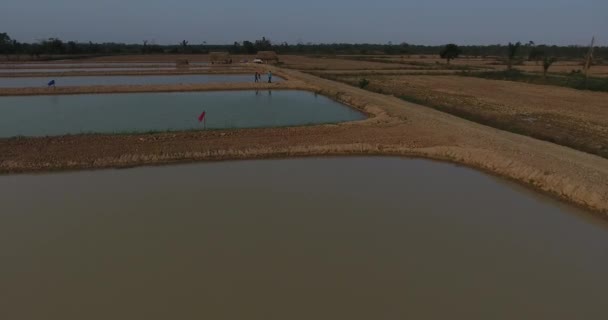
xmin=3 ymin=0 xmax=606 ymax=46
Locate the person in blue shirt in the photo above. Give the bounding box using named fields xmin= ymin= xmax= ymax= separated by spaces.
xmin=268 ymin=71 xmax=272 ymax=83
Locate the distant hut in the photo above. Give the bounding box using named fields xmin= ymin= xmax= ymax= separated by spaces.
xmin=256 ymin=51 xmax=279 ymax=64
xmin=210 ymin=52 xmax=232 ymax=64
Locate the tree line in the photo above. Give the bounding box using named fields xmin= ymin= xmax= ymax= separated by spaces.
xmin=1 ymin=32 xmax=605 ymax=61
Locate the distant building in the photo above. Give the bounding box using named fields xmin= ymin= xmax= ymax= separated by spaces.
xmin=256 ymin=51 xmax=279 ymax=64
xmin=209 ymin=52 xmax=232 ymax=64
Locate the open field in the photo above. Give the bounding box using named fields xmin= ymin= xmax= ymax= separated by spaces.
xmin=279 ymin=55 xmax=440 ymax=70
xmin=3 ymin=53 xmax=606 ymax=76
xmin=329 ymin=54 xmax=608 ymax=76
xmin=1 ymin=59 xmax=607 ymax=216
xmin=323 ymin=74 xmax=608 ymax=158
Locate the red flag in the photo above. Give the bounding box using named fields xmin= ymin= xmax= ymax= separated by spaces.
xmin=198 ymin=111 xmax=206 ymax=122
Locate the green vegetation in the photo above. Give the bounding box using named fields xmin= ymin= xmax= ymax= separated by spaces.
xmin=0 ymin=32 xmax=15 ymax=59
xmin=1 ymin=31 xmax=607 ymax=61
xmin=528 ymin=47 xmax=545 ymax=65
xmin=542 ymin=57 xmax=557 ymax=77
xmin=358 ymin=78 xmax=370 ymax=89
xmin=507 ymin=42 xmax=521 ymax=70
xmin=459 ymin=69 xmax=608 ymax=92
xmin=439 ymin=44 xmax=462 ymax=64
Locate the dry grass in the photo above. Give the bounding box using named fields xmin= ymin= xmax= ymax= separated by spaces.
xmin=330 ymin=74 xmax=608 ymax=159
xmin=282 ymin=55 xmax=608 ymax=77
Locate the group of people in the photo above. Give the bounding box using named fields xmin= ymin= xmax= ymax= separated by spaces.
xmin=254 ymin=71 xmax=273 ymax=83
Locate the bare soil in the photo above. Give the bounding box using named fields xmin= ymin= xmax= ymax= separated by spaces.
xmin=328 ymin=55 xmax=608 ymax=77
xmin=334 ymin=75 xmax=608 ymax=158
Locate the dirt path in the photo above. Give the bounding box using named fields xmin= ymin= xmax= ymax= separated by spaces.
xmin=1 ymin=67 xmax=607 ymax=216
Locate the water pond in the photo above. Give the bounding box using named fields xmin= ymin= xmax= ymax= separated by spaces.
xmin=0 ymin=157 xmax=606 ymax=319
xmin=0 ymin=74 xmax=281 ymax=88
xmin=0 ymin=90 xmax=364 ymax=137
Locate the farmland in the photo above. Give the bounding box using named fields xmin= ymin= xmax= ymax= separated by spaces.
xmin=0 ymin=54 xmax=607 ymax=215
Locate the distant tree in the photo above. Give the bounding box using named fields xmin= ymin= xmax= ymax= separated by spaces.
xmin=87 ymin=41 xmax=101 ymax=54
xmin=276 ymin=41 xmax=289 ymax=54
xmin=230 ymin=41 xmax=241 ymax=54
xmin=528 ymin=47 xmax=545 ymax=65
xmin=254 ymin=37 xmax=272 ymax=51
xmin=399 ymin=42 xmax=410 ymax=54
xmin=180 ymin=40 xmax=189 ymax=53
xmin=66 ymin=41 xmax=79 ymax=54
xmin=11 ymin=39 xmax=21 ymax=56
xmin=0 ymin=33 xmax=14 ymax=59
xmin=507 ymin=41 xmax=521 ymax=70
xmin=359 ymin=78 xmax=370 ymax=89
xmin=38 ymin=38 xmax=65 ymax=55
xmin=27 ymin=43 xmax=43 ymax=59
xmin=1 ymin=36 xmax=607 ymax=61
xmin=242 ymin=41 xmax=256 ymax=54
xmin=384 ymin=41 xmax=398 ymax=55
xmin=542 ymin=57 xmax=557 ymax=78
xmin=439 ymin=44 xmax=461 ymax=64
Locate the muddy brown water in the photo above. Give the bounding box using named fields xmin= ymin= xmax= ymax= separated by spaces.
xmin=0 ymin=157 xmax=606 ymax=320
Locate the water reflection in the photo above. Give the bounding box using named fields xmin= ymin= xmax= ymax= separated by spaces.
xmin=0 ymin=91 xmax=365 ymax=137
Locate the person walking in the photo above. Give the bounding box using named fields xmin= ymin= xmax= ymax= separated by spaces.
xmin=268 ymin=71 xmax=272 ymax=83
xmin=254 ymin=72 xmax=259 ymax=83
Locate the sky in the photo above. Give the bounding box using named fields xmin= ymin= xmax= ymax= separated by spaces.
xmin=2 ymin=0 xmax=607 ymax=46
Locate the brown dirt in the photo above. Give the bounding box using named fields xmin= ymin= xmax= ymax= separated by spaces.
xmin=1 ymin=66 xmax=607 ymax=217
xmin=279 ymin=56 xmax=421 ymax=70
xmin=0 ymin=64 xmax=182 ymax=70
xmin=0 ymin=66 xmax=261 ymax=78
xmin=335 ymin=75 xmax=608 ymax=158
xmin=84 ymin=54 xmax=261 ymax=63
xmin=309 ymin=69 xmax=460 ymax=76
xmin=310 ymin=55 xmax=608 ymax=77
